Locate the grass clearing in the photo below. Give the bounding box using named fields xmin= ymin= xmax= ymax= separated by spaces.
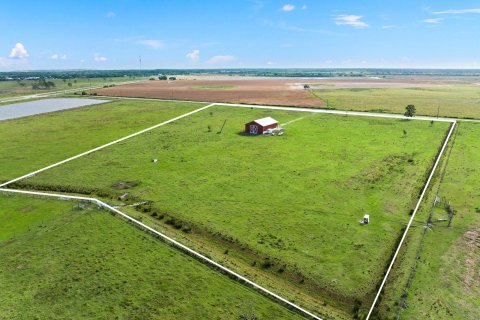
xmin=0 ymin=194 xmax=303 ymax=319
xmin=20 ymin=104 xmax=449 ymax=317
xmin=0 ymin=99 xmax=205 ymax=181
xmin=378 ymin=122 xmax=480 ymax=319
xmin=0 ymin=77 xmax=145 ymax=99
xmin=311 ymin=86 xmax=480 ymax=119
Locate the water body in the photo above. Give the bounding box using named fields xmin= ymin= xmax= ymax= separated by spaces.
xmin=0 ymin=98 xmax=110 ymax=121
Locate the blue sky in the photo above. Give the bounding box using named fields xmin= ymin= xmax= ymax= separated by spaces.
xmin=1 ymin=0 xmax=479 ymax=70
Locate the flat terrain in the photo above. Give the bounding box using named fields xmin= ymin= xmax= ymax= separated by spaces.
xmin=0 ymin=98 xmax=109 ymax=121
xmin=0 ymin=77 xmax=141 ymax=99
xmin=311 ymin=86 xmax=480 ymax=119
xmin=19 ymin=104 xmax=449 ymax=317
xmin=92 ymin=76 xmax=480 ymax=119
xmin=378 ymin=122 xmax=480 ymax=320
xmin=92 ymin=79 xmax=327 ymax=107
xmin=0 ymin=99 xmax=204 ymax=181
xmin=0 ymin=194 xmax=301 ymax=319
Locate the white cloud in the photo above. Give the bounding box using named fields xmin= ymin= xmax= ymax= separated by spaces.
xmin=94 ymin=54 xmax=107 ymax=62
xmin=206 ymin=55 xmax=236 ymax=65
xmin=382 ymin=25 xmax=398 ymax=29
xmin=301 ymin=5 xmax=307 ymax=10
xmin=334 ymin=15 xmax=369 ymax=28
xmin=267 ymin=61 xmax=275 ymax=65
xmin=186 ymin=49 xmax=200 ymax=63
xmin=9 ymin=43 xmax=29 ymax=59
xmin=281 ymin=4 xmax=295 ymax=12
xmin=80 ymin=59 xmax=85 ymax=63
xmin=324 ymin=60 xmax=333 ymax=64
xmin=51 ymin=53 xmax=67 ymax=60
xmin=401 ymin=56 xmax=410 ymax=62
xmin=423 ymin=18 xmax=443 ymax=24
xmin=106 ymin=11 xmax=116 ymax=18
xmin=434 ymin=8 xmax=480 ymax=14
xmin=137 ymin=39 xmax=163 ymax=49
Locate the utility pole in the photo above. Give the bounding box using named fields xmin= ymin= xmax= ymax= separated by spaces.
xmin=139 ymin=56 xmax=142 ymax=77
xmin=437 ymin=105 xmax=440 ymax=118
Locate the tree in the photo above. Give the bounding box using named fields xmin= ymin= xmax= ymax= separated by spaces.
xmin=404 ymin=104 xmax=416 ymax=117
xmin=168 ymin=76 xmax=176 ymax=80
xmin=158 ymin=75 xmax=168 ymax=80
xmin=303 ymin=84 xmax=310 ymax=90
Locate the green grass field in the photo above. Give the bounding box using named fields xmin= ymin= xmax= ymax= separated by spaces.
xmin=377 ymin=122 xmax=480 ymax=320
xmin=0 ymin=99 xmax=205 ymax=181
xmin=311 ymin=86 xmax=480 ymax=119
xmin=0 ymin=194 xmax=302 ymax=319
xmin=19 ymin=104 xmax=449 ymax=317
xmin=0 ymin=77 xmax=145 ymax=99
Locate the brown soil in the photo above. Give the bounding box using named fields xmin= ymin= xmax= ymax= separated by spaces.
xmin=464 ymin=228 xmax=480 ymax=288
xmin=92 ymin=76 xmax=480 ymax=107
xmin=92 ymin=79 xmax=327 ymax=107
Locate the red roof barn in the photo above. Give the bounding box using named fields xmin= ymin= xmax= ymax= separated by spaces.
xmin=245 ymin=117 xmax=278 ymax=135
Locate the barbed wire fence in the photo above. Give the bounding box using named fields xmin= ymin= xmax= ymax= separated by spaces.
xmin=395 ymin=123 xmax=460 ymax=319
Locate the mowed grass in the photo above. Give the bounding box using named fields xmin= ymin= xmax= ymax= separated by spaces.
xmin=311 ymin=86 xmax=480 ymax=119
xmin=0 ymin=99 xmax=205 ymax=181
xmin=24 ymin=105 xmax=449 ymax=310
xmin=379 ymin=122 xmax=480 ymax=320
xmin=0 ymin=194 xmax=303 ymax=319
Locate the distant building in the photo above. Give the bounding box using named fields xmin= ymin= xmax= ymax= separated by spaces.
xmin=245 ymin=117 xmax=278 ymax=135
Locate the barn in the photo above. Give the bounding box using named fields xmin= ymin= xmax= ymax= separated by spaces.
xmin=245 ymin=117 xmax=278 ymax=135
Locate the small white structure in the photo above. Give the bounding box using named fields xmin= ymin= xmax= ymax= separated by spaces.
xmin=363 ymin=214 xmax=370 ymax=225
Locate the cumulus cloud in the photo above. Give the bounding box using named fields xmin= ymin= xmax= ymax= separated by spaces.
xmin=301 ymin=5 xmax=307 ymax=10
xmin=206 ymin=55 xmax=236 ymax=65
xmin=106 ymin=11 xmax=116 ymax=18
xmin=334 ymin=15 xmax=369 ymax=28
xmin=434 ymin=8 xmax=480 ymax=14
xmin=9 ymin=43 xmax=29 ymax=59
xmin=186 ymin=49 xmax=200 ymax=63
xmin=423 ymin=18 xmax=443 ymax=24
xmin=281 ymin=4 xmax=295 ymax=12
xmin=94 ymin=54 xmax=107 ymax=62
xmin=137 ymin=39 xmax=163 ymax=49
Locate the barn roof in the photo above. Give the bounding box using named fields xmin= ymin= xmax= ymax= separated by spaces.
xmin=250 ymin=117 xmax=278 ymax=126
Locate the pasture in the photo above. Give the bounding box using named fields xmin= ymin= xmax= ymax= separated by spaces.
xmin=0 ymin=77 xmax=142 ymax=99
xmin=0 ymin=99 xmax=204 ymax=181
xmin=311 ymin=86 xmax=480 ymax=119
xmin=20 ymin=104 xmax=450 ymax=317
xmin=0 ymin=194 xmax=301 ymax=319
xmin=377 ymin=122 xmax=480 ymax=319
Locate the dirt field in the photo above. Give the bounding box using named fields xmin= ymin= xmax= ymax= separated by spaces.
xmin=92 ymin=76 xmax=480 ymax=108
xmin=92 ymin=79 xmax=327 ymax=107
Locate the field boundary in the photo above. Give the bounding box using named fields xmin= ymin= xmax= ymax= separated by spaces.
xmin=95 ymin=95 xmax=480 ymax=123
xmin=1 ymin=98 xmax=458 ymax=318
xmin=0 ymin=80 xmax=145 ymax=104
xmin=2 ymin=100 xmax=455 ymax=190
xmin=0 ymin=103 xmax=213 ymax=188
xmin=365 ymin=121 xmax=457 ymax=320
xmin=0 ymin=187 xmax=322 ymax=320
